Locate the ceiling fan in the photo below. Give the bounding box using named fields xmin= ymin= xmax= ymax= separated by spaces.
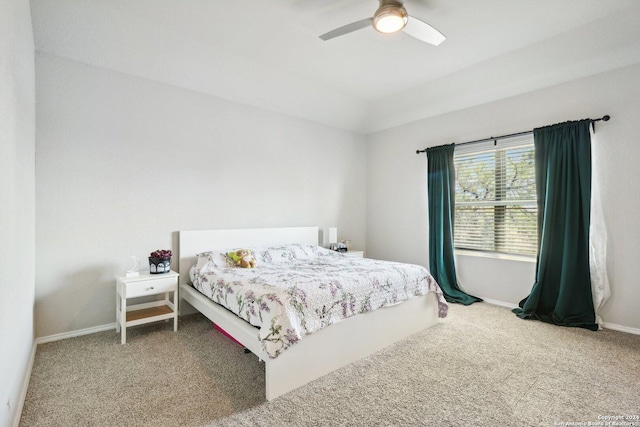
xmin=319 ymin=0 xmax=445 ymax=46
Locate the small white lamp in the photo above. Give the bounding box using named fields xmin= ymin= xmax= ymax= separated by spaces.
xmin=125 ymin=256 xmax=141 ymax=277
xmin=327 ymin=227 xmax=338 ymax=250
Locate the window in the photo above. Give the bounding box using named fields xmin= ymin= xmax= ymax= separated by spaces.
xmin=453 ymin=136 xmax=537 ymax=256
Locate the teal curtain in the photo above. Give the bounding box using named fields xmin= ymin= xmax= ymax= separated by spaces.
xmin=427 ymin=144 xmax=482 ymax=305
xmin=513 ymin=120 xmax=598 ymax=330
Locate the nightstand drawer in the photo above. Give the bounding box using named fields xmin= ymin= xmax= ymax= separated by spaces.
xmin=125 ymin=276 xmax=177 ymax=298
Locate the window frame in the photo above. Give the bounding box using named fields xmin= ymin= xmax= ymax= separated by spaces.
xmin=452 ymin=135 xmax=538 ymax=258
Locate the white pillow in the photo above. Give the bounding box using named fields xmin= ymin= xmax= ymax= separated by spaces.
xmin=195 ymin=250 xmax=233 ymax=272
xmin=189 ymin=265 xmax=197 ymax=284
xmin=252 ymin=244 xmax=321 ymax=264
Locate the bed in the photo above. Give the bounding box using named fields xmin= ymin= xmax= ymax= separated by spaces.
xmin=178 ymin=226 xmax=447 ymax=400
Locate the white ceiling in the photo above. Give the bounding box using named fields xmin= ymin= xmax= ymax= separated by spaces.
xmin=31 ymin=0 xmax=640 ymax=133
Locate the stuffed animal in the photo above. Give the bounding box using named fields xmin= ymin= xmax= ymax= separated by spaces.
xmin=228 ymin=249 xmax=256 ymax=268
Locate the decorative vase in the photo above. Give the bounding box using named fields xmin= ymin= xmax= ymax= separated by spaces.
xmin=149 ymin=257 xmax=171 ymax=274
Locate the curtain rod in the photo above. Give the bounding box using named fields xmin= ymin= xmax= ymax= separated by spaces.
xmin=415 ymin=115 xmax=610 ymax=155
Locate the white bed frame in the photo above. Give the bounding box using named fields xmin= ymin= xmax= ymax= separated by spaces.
xmin=178 ymin=226 xmax=439 ymax=401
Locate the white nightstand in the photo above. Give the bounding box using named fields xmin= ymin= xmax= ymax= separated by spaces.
xmin=116 ymin=270 xmax=178 ymax=344
xmin=343 ymin=250 xmax=365 ymax=258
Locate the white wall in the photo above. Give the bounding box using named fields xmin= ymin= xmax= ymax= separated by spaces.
xmin=0 ymin=0 xmax=36 ymax=425
xmin=366 ymin=63 xmax=640 ymax=331
xmin=35 ymin=54 xmax=366 ymax=338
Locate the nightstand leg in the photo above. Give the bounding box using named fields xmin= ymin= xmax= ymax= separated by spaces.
xmin=173 ymin=289 xmax=178 ymax=331
xmin=121 ymin=298 xmax=127 ymax=344
xmin=116 ymin=291 xmax=120 ymax=332
xmin=116 ymin=293 xmax=121 ymax=333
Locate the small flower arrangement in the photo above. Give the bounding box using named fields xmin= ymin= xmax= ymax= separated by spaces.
xmin=150 ymin=249 xmax=172 ymax=259
xmin=149 ymin=249 xmax=172 ymax=274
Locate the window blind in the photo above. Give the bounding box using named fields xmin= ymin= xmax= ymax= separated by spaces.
xmin=454 ymin=139 xmax=537 ymax=256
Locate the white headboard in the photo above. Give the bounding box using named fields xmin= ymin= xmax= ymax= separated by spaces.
xmin=178 ymin=226 xmax=319 ymax=285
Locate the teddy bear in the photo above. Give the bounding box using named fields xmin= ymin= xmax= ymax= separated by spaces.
xmin=229 ymin=249 xmax=256 ymax=268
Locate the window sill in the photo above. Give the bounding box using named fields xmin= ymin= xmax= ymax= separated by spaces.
xmin=454 ymin=249 xmax=536 ymax=263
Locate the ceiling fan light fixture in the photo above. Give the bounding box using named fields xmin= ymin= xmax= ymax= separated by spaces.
xmin=318 ymin=0 xmax=445 ymax=46
xmin=373 ymin=4 xmax=408 ymax=34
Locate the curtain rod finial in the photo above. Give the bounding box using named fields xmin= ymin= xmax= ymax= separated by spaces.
xmin=602 ymin=115 xmax=610 ymax=122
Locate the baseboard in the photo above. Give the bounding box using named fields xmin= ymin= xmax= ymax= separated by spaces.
xmin=13 ymin=340 xmax=36 ymax=427
xmin=35 ymin=323 xmax=116 ymax=345
xmin=478 ymin=297 xmax=518 ymax=310
xmin=601 ymin=322 xmax=640 ymax=335
xmin=480 ymin=299 xmax=640 ymax=335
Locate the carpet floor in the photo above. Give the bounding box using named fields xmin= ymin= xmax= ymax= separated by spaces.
xmin=20 ymin=302 xmax=640 ymax=426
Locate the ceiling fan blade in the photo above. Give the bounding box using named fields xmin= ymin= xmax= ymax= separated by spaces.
xmin=403 ymin=16 xmax=446 ymax=46
xmin=319 ymin=18 xmax=373 ymax=41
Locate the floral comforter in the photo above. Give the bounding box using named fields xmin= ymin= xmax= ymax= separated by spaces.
xmin=192 ymin=246 xmax=448 ymax=358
